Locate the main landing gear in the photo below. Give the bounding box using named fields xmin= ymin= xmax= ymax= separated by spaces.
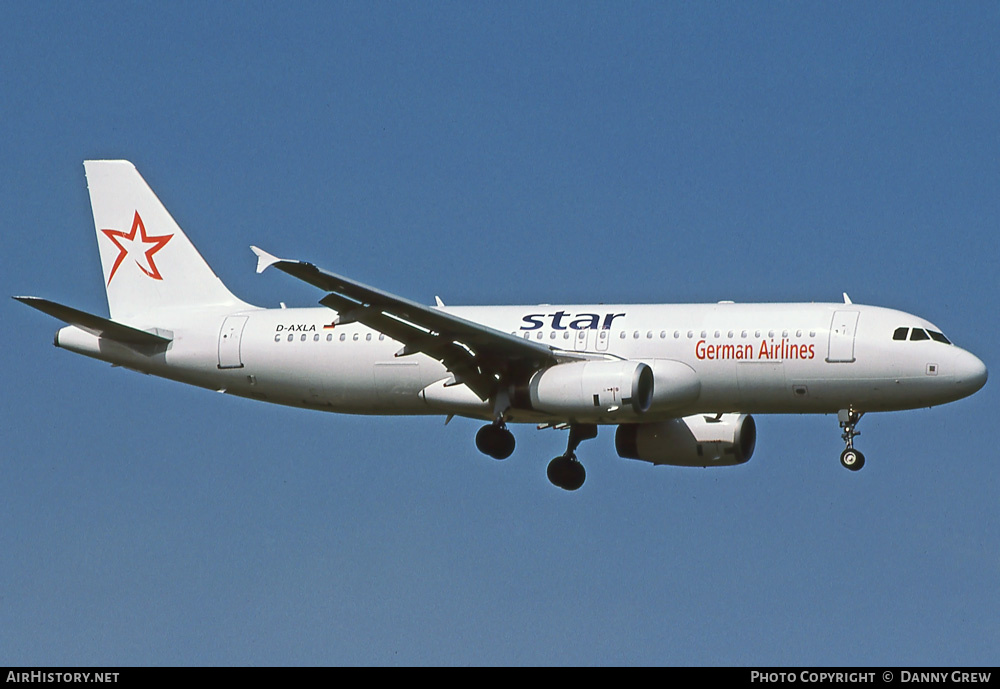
xmin=476 ymin=420 xmax=515 ymax=460
xmin=474 ymin=415 xmax=597 ymax=491
xmin=838 ymin=408 xmax=865 ymax=471
xmin=547 ymin=424 xmax=597 ymax=491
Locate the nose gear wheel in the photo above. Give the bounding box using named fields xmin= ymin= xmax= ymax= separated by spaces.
xmin=838 ymin=409 xmax=865 ymax=472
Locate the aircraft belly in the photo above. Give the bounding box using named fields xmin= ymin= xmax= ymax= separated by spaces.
xmin=373 ymin=362 xmax=426 ymax=410
xmin=736 ymin=361 xmax=787 ymax=407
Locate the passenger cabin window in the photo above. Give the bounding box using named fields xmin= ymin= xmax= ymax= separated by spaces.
xmin=910 ymin=328 xmax=929 ymax=341
xmin=893 ymin=327 xmax=909 ymax=341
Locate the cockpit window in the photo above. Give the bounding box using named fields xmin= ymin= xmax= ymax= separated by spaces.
xmin=893 ymin=326 xmax=951 ymax=344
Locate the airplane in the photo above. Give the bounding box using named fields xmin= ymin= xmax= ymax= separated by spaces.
xmin=15 ymin=160 xmax=988 ymax=490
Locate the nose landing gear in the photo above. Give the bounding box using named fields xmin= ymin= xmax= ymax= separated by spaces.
xmin=838 ymin=408 xmax=865 ymax=471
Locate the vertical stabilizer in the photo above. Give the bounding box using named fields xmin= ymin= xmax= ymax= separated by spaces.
xmin=84 ymin=160 xmax=251 ymax=322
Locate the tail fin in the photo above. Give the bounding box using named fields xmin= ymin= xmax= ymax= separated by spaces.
xmin=84 ymin=160 xmax=250 ymax=322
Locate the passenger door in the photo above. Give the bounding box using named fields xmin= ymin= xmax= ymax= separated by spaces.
xmin=827 ymin=311 xmax=859 ymax=363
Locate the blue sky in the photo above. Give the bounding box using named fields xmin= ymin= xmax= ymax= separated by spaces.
xmin=2 ymin=2 xmax=997 ymax=665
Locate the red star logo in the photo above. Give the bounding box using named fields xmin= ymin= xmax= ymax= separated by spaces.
xmin=101 ymin=211 xmax=173 ymax=285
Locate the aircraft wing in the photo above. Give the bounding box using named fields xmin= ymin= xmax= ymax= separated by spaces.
xmin=251 ymin=247 xmax=559 ymax=400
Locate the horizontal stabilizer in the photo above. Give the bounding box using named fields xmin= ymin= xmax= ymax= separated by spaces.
xmin=13 ymin=296 xmax=172 ymax=346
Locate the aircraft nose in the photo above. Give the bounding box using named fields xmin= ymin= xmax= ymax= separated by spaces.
xmin=954 ymin=349 xmax=988 ymax=396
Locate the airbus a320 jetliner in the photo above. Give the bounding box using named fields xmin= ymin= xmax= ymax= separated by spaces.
xmin=16 ymin=161 xmax=988 ymax=490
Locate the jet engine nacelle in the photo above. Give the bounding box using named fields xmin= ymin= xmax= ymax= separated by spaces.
xmin=524 ymin=360 xmax=654 ymax=418
xmin=644 ymin=359 xmax=701 ymax=411
xmin=615 ymin=413 xmax=757 ymax=467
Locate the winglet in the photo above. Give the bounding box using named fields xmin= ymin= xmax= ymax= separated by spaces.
xmin=843 ymin=292 xmax=852 ymax=305
xmin=251 ymin=246 xmax=284 ymax=274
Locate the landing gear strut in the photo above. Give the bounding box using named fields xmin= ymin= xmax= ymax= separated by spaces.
xmin=476 ymin=420 xmax=515 ymax=460
xmin=547 ymin=424 xmax=597 ymax=491
xmin=838 ymin=408 xmax=865 ymax=471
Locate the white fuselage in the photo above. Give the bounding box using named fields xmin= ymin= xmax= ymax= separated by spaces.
xmin=54 ymin=300 xmax=987 ymax=424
